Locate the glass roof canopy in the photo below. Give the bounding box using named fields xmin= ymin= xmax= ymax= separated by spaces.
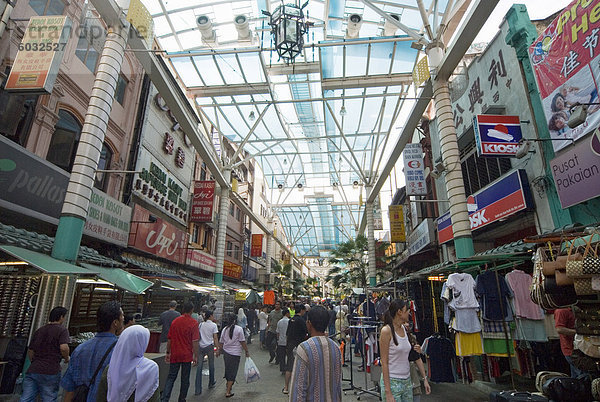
xmin=142 ymin=0 xmax=454 ymax=258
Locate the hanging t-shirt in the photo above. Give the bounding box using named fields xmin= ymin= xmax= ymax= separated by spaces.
xmin=451 ymin=308 xmax=481 ymax=333
xmin=446 ymin=273 xmax=479 ymax=309
xmin=263 ymin=290 xmax=275 ymax=305
xmin=422 ymin=336 xmax=456 ymax=383
xmin=475 ymin=270 xmax=512 ymax=321
xmin=505 ymin=270 xmax=543 ymax=320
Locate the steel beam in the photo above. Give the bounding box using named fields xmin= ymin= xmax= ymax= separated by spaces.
xmin=321 ymin=73 xmax=413 ymax=91
xmin=187 ymin=83 xmax=270 ymax=97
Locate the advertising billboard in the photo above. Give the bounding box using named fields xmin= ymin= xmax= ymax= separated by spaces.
xmin=474 ymin=115 xmax=523 ymax=157
xmin=190 ymin=180 xmax=215 ymax=222
xmin=403 ymin=143 xmax=427 ymax=196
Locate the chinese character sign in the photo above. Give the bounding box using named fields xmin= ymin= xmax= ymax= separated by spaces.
xmin=403 ymin=143 xmax=427 ymax=195
xmin=6 ymin=16 xmax=71 ymax=93
xmin=389 ymin=205 xmax=406 ymax=243
xmin=190 ymin=180 xmax=215 ymax=222
xmin=529 ymin=0 xmax=600 ymax=152
xmin=251 ymin=234 xmax=263 ymax=257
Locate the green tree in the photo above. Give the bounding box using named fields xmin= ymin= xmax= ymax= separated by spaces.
xmin=326 ymin=234 xmax=390 ymax=297
xmin=271 ymin=260 xmax=293 ymax=297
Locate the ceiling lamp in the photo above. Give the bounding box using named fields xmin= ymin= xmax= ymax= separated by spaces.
xmin=234 ymin=14 xmax=252 ymax=41
xmin=383 ymin=14 xmax=400 ymax=36
xmin=339 ymin=105 xmax=347 ymax=116
xmin=346 ymin=14 xmax=363 ymax=38
xmin=248 ymin=110 xmax=256 ymax=121
xmin=264 ymin=2 xmax=310 ymax=63
xmin=197 ymin=15 xmax=216 ymax=43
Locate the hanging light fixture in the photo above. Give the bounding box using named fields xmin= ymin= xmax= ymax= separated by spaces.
xmin=248 ymin=110 xmax=256 ymax=121
xmin=340 ymin=105 xmax=347 ymax=116
xmin=263 ymin=2 xmax=310 ymax=63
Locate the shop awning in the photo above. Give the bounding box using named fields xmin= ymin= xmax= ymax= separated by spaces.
xmin=0 ymin=245 xmax=91 ymax=274
xmin=80 ymin=263 xmax=153 ymax=295
xmin=122 ymin=256 xmax=183 ymax=280
xmin=161 ymin=279 xmax=209 ymax=293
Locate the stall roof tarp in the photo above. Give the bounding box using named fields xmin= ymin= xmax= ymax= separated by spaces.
xmin=80 ymin=263 xmax=153 ymax=295
xmin=122 ymin=256 xmax=183 ymax=280
xmin=0 ymin=245 xmax=91 ymax=274
xmin=162 ymin=279 xmax=209 ymax=293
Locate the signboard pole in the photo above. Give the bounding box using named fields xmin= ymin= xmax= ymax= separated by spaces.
xmin=52 ymin=24 xmax=130 ymax=262
xmin=428 ymin=46 xmax=474 ymax=258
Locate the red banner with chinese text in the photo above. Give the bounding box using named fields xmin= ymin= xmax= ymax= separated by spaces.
xmin=190 ymin=181 xmax=215 ymax=222
xmin=251 ymin=234 xmax=263 ymax=257
xmin=528 ymin=0 xmax=600 ymax=152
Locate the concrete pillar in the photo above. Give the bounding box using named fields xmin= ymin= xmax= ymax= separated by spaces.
xmin=365 ymin=184 xmax=377 ymax=287
xmin=266 ymin=217 xmax=273 ymax=289
xmin=52 ymin=24 xmax=130 ymax=262
xmin=214 ymin=168 xmax=232 ymax=286
xmin=428 ymin=44 xmax=474 ymax=258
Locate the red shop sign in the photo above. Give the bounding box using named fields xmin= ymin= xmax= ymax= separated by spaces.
xmin=190 ymin=180 xmax=215 ymax=222
xmin=250 ymin=234 xmax=263 ymax=257
xmin=223 ymin=260 xmax=242 ymax=280
xmin=128 ymin=204 xmax=188 ymax=264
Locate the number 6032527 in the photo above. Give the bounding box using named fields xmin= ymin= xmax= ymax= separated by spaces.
xmin=18 ymin=42 xmax=66 ymax=51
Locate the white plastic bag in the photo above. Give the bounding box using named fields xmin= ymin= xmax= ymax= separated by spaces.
xmin=244 ymin=357 xmax=261 ymax=383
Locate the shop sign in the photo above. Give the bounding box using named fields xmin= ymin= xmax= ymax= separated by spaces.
xmin=373 ymin=194 xmax=383 ymax=230
xmin=474 ymin=115 xmax=523 ymax=157
xmin=251 ymin=234 xmax=263 ymax=257
xmin=190 ymin=180 xmax=215 ymax=222
xmin=186 ymin=248 xmax=216 ymax=273
xmin=223 ymin=260 xmax=242 ymax=279
xmin=529 ymin=0 xmax=600 ymax=152
xmin=0 ymin=135 xmax=130 ymax=246
xmin=129 ymin=204 xmax=188 ymax=264
xmin=437 ymin=170 xmax=532 ymax=244
xmin=154 ymin=93 xmax=192 ymax=148
xmin=389 ymin=205 xmax=406 ymax=243
xmin=550 ymin=129 xmax=600 ymax=208
xmin=403 ymin=143 xmax=427 ymax=195
xmin=408 ymin=218 xmax=435 ymax=255
xmin=5 ymin=16 xmax=71 ymax=93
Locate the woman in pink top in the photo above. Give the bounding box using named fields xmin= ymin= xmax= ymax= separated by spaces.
xmin=219 ymin=313 xmax=250 ymax=398
xmin=380 ymin=300 xmax=430 ymax=402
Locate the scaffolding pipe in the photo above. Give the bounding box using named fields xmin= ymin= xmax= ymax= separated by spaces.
xmin=52 ymin=24 xmax=130 ymax=262
xmin=365 ymin=184 xmax=377 ymax=287
xmin=214 ymin=168 xmax=232 ymax=286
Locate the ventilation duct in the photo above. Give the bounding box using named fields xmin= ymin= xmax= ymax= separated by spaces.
xmin=197 ymin=15 xmax=216 ymax=43
xmin=383 ymin=14 xmax=400 ymax=36
xmin=346 ymin=14 xmax=363 ymax=39
xmin=234 ymin=14 xmax=251 ymax=41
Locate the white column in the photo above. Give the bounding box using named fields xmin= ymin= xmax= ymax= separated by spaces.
xmin=365 ymin=184 xmax=377 ymax=287
xmin=214 ymin=168 xmax=231 ymax=286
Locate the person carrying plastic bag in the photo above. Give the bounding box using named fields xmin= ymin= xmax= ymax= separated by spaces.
xmin=244 ymin=357 xmax=261 ymax=383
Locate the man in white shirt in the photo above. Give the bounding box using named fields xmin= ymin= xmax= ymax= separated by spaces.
xmin=194 ymin=311 xmax=220 ymax=396
xmin=276 ymin=309 xmax=290 ymax=374
xmin=258 ymin=307 xmax=269 ymax=349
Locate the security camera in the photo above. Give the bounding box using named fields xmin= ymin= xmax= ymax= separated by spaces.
xmin=297 ymin=183 xmax=303 ymax=189
xmin=197 ymin=15 xmax=216 ymax=43
xmin=515 ymin=140 xmax=534 ymax=159
xmin=346 ymin=14 xmax=363 ymax=38
xmin=277 ymin=183 xmax=283 ymax=190
xmin=234 ymin=15 xmax=251 ymax=41
xmin=353 ymin=180 xmax=359 ymax=187
xmin=568 ymin=104 xmax=588 ymax=128
xmin=430 ymin=168 xmax=442 ymax=179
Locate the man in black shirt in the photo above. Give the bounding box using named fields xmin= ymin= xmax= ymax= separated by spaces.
xmin=284 ymin=304 xmax=308 ymax=394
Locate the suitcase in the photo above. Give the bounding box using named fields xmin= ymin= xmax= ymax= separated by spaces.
xmin=489 ymin=390 xmax=548 ymax=402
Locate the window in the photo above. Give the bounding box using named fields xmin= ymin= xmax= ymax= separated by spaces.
xmin=29 ymin=0 xmax=65 ymax=15
xmin=192 ymin=225 xmax=200 ymax=244
xmin=226 ymin=241 xmax=232 ymax=257
xmin=460 ymin=140 xmax=512 ymax=196
xmin=0 ymin=70 xmax=38 ymax=146
xmin=114 ymin=74 xmax=127 ymax=105
xmin=236 ymin=207 xmax=241 ymax=221
xmin=76 ymin=35 xmax=100 ymax=72
xmin=234 ymin=245 xmax=240 ymax=260
xmin=47 ymin=110 xmax=81 ymax=172
xmin=94 ymin=143 xmax=113 ymax=191
xmin=202 ymin=228 xmax=212 ymax=249
xmin=200 ymin=162 xmax=207 ymax=181
xmin=76 ymin=13 xmax=105 ymax=73
xmin=229 ymin=202 xmax=235 ymax=216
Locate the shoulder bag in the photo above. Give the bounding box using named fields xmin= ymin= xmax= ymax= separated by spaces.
xmin=72 ymin=341 xmax=117 ymax=402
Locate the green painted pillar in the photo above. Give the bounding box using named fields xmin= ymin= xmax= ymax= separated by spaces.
xmin=505 ymin=4 xmax=574 ymax=228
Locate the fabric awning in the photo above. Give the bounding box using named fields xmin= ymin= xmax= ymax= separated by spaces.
xmin=80 ymin=263 xmax=153 ymax=295
xmin=0 ymin=245 xmax=90 ymax=274
xmin=161 ymin=279 xmax=209 ymax=293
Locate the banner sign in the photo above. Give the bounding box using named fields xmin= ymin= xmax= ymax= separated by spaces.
xmin=403 ymin=143 xmax=427 ymax=195
xmin=223 ymin=260 xmax=242 ymax=279
xmin=251 ymin=234 xmax=263 ymax=257
xmin=474 ymin=115 xmax=523 ymax=156
xmin=128 ymin=204 xmax=188 ymax=264
xmin=408 ymin=218 xmax=435 ymax=255
xmin=190 ymin=180 xmax=215 ymax=222
xmin=437 ymin=170 xmax=532 ymax=244
xmin=529 ymin=0 xmax=600 ymax=152
xmin=186 ymin=248 xmax=216 ymax=273
xmin=5 ymin=16 xmax=71 ymax=93
xmin=389 ymin=205 xmax=406 ymax=243
xmin=0 ymin=135 xmax=130 ymax=246
xmin=551 ymin=129 xmax=600 ymax=208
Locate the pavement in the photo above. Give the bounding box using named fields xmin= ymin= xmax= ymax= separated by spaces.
xmin=170 ymin=337 xmax=493 ymax=402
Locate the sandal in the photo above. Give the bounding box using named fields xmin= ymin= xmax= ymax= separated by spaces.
xmin=282 ymin=388 xmax=289 ymax=395
xmin=226 ymin=393 xmax=235 ymax=398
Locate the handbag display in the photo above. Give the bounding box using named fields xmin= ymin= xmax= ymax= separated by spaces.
xmin=566 ymin=236 xmax=600 ymax=279
xmin=574 ymin=334 xmax=600 ymax=358
xmin=571 ymin=349 xmax=600 ymax=372
xmin=574 ymin=278 xmax=597 ymax=296
xmin=531 ymin=248 xmax=577 ymax=309
xmin=555 ymin=269 xmax=574 ymax=286
xmin=542 ymin=376 xmax=592 ymax=402
xmin=535 ymin=371 xmax=568 ymax=393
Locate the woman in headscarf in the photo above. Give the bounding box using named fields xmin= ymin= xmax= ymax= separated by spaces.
xmin=220 ymin=313 xmax=250 ymax=398
xmin=96 ymin=325 xmax=159 ymax=402
xmin=237 ymin=307 xmax=248 ymax=341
